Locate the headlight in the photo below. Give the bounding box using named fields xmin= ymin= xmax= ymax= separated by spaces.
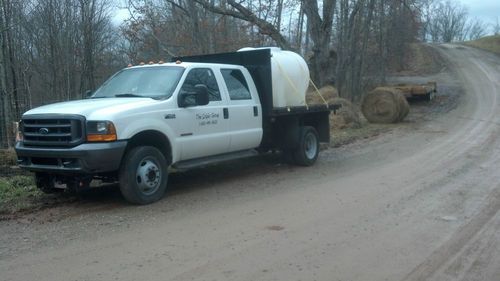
xmin=86 ymin=121 xmax=117 ymax=142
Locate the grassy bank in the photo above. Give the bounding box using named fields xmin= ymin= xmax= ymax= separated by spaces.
xmin=0 ymin=175 xmax=44 ymax=214
xmin=464 ymin=35 xmax=500 ymax=55
xmin=0 ymin=149 xmax=39 ymax=214
xmin=0 ymin=148 xmax=17 ymax=167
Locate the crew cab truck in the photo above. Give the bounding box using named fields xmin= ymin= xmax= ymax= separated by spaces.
xmin=15 ymin=47 xmax=337 ymax=204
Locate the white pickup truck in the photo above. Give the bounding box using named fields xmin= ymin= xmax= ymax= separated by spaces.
xmin=15 ymin=48 xmax=338 ymax=204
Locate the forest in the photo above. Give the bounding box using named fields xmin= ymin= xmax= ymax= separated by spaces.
xmin=0 ymin=0 xmax=496 ymax=147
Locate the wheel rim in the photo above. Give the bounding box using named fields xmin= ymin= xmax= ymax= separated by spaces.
xmin=304 ymin=133 xmax=318 ymax=160
xmin=135 ymin=157 xmax=162 ymax=196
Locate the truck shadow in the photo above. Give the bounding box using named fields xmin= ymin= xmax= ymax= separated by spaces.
xmin=71 ymin=152 xmax=288 ymax=206
xmin=4 ymin=152 xmax=302 ymax=222
xmin=168 ymin=153 xmax=285 ymax=195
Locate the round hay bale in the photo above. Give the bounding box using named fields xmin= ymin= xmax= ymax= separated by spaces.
xmin=319 ymin=85 xmax=339 ymax=100
xmin=395 ymin=92 xmax=410 ymax=121
xmin=330 ymin=98 xmax=361 ymax=129
xmin=306 ymin=85 xmax=339 ymax=104
xmin=362 ymin=87 xmax=407 ymax=124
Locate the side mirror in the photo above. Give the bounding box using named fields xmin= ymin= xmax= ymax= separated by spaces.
xmin=84 ymin=90 xmax=93 ymax=99
xmin=178 ymin=84 xmax=210 ymax=107
xmin=194 ymin=84 xmax=209 ymax=106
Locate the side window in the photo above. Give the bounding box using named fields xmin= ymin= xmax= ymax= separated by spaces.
xmin=180 ymin=68 xmax=221 ymax=102
xmin=221 ymin=69 xmax=252 ymax=100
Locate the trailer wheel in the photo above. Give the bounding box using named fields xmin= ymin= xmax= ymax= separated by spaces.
xmin=293 ymin=126 xmax=319 ymax=166
xmin=425 ymin=91 xmax=435 ymax=101
xmin=119 ymin=146 xmax=168 ymax=204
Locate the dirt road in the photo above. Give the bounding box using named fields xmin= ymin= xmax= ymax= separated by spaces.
xmin=1 ymin=45 xmax=500 ymax=281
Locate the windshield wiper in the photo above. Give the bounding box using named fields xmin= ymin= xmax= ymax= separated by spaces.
xmin=114 ymin=93 xmax=146 ymax=98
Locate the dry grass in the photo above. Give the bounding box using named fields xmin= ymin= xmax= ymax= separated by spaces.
xmin=464 ymin=35 xmax=500 ymax=55
xmin=331 ymin=121 xmax=394 ymax=148
xmin=329 ymin=98 xmax=362 ymax=129
xmin=0 ymin=149 xmax=17 ymax=167
xmin=394 ymin=43 xmax=446 ymax=75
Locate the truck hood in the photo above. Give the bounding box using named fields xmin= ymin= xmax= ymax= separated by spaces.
xmin=24 ymin=98 xmax=159 ymax=118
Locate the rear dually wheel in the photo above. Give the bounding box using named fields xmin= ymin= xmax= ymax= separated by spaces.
xmin=292 ymin=126 xmax=320 ymax=166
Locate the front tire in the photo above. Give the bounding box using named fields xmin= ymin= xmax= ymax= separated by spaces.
xmin=292 ymin=126 xmax=319 ymax=166
xmin=119 ymin=146 xmax=168 ymax=204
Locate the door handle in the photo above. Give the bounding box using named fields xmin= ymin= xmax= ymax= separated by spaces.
xmin=253 ymin=106 xmax=258 ymax=117
xmin=223 ymin=108 xmax=229 ymax=119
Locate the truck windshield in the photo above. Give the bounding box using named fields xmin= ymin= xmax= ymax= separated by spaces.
xmin=92 ymin=66 xmax=185 ymax=99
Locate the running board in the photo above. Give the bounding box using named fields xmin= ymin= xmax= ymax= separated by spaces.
xmin=172 ymin=149 xmax=259 ymax=170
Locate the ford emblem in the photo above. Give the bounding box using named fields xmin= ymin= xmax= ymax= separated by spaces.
xmin=39 ymin=128 xmax=49 ymax=134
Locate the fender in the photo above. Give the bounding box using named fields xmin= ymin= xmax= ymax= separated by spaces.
xmin=115 ymin=116 xmax=180 ymax=163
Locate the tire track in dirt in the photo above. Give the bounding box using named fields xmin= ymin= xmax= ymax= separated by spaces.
xmin=401 ymin=44 xmax=500 ymax=281
xmin=402 ymin=186 xmax=500 ymax=281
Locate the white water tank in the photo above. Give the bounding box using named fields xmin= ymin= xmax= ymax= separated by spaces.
xmin=238 ymin=47 xmax=309 ymax=108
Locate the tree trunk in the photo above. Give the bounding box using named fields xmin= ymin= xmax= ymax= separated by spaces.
xmin=302 ymin=0 xmax=336 ymax=86
xmin=0 ymin=0 xmax=12 ymax=147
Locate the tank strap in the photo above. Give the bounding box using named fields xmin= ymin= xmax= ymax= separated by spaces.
xmin=309 ymin=78 xmax=329 ymax=108
xmin=273 ymin=58 xmax=309 ymax=109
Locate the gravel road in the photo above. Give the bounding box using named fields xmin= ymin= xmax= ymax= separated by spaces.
xmin=1 ymin=44 xmax=500 ymax=281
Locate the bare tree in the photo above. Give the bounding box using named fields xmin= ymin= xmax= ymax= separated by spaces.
xmin=0 ymin=0 xmax=21 ymax=147
xmin=466 ymin=18 xmax=487 ymax=41
xmin=192 ymin=0 xmax=337 ymax=85
xmin=426 ymin=0 xmax=470 ymax=42
xmin=302 ymin=0 xmax=336 ymax=86
xmin=194 ymin=0 xmax=291 ymax=49
xmin=0 ymin=3 xmax=11 ymax=146
xmin=79 ymin=0 xmax=112 ymax=93
xmin=0 ymin=0 xmax=122 ymax=147
xmin=121 ymin=0 xmax=258 ymax=61
xmin=493 ymin=17 xmax=500 ymax=35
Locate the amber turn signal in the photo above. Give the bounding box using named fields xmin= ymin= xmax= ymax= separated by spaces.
xmin=86 ymin=121 xmax=117 ymax=142
xmin=87 ymin=133 xmax=117 ymax=142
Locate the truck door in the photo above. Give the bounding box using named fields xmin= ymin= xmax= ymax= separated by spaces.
xmin=175 ymin=68 xmax=230 ymax=160
xmin=220 ymin=68 xmax=263 ymax=152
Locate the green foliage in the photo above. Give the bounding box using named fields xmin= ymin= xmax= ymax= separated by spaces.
xmin=0 ymin=176 xmax=41 ymax=210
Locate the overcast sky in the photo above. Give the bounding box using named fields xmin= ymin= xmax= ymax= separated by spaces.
xmin=459 ymin=0 xmax=499 ymax=25
xmin=112 ymin=1 xmax=500 ymax=30
xmin=112 ymin=8 xmax=128 ymax=25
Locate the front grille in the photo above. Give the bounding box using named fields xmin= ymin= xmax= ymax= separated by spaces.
xmin=22 ymin=115 xmax=85 ymax=147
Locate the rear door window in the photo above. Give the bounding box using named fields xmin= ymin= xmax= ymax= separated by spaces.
xmin=221 ymin=69 xmax=252 ymax=100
